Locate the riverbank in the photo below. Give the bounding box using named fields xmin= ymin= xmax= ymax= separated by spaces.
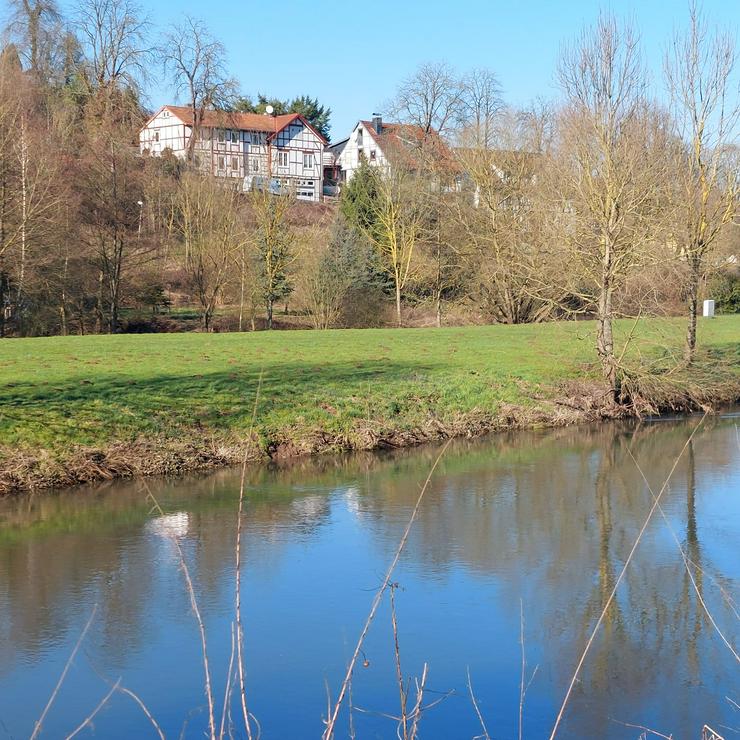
xmin=2 ymin=317 xmax=738 ymax=493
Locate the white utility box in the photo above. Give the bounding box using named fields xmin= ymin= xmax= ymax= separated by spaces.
xmin=703 ymin=299 xmax=715 ymax=318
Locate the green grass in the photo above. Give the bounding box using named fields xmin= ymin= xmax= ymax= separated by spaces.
xmin=1 ymin=317 xmax=738 ymax=484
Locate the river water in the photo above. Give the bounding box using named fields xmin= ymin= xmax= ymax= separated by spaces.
xmin=0 ymin=413 xmax=738 ymax=739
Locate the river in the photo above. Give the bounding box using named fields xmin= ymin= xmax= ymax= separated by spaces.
xmin=0 ymin=412 xmax=738 ymax=738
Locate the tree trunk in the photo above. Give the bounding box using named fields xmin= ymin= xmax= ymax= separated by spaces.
xmin=95 ymin=270 xmax=104 ymax=333
xmin=596 ymin=286 xmax=617 ymax=403
xmin=0 ymin=268 xmax=6 ymax=338
xmin=266 ymin=298 xmax=273 ymax=330
xmin=238 ymin=264 xmax=245 ymax=332
xmin=684 ymin=256 xmax=701 ymax=365
xmin=395 ymin=279 xmax=402 ymax=327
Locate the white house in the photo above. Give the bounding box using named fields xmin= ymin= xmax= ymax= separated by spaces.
xmin=331 ymin=115 xmax=454 ymax=184
xmin=139 ymin=105 xmax=328 ymax=202
xmin=331 ymin=116 xmax=388 ymax=182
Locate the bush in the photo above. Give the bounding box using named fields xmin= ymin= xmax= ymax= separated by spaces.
xmin=709 ymin=268 xmax=740 ymax=314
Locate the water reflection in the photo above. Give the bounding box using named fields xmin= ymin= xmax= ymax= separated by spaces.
xmin=0 ymin=415 xmax=738 ymax=738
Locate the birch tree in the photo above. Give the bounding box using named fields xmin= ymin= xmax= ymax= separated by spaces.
xmin=665 ymin=1 xmax=738 ymax=362
xmin=369 ymin=165 xmax=426 ymax=326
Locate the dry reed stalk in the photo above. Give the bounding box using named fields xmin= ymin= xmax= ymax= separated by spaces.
xmin=234 ymin=369 xmax=263 ymax=740
xmin=116 ymin=686 xmax=166 ymax=740
xmin=549 ymin=414 xmax=707 ymax=739
xmin=85 ymin=656 xmax=166 ymax=739
xmin=389 ymin=583 xmax=409 ymax=740
xmin=145 ymin=483 xmax=217 ymax=740
xmin=31 ymin=605 xmax=98 ymax=740
xmin=518 ymin=599 xmax=538 ymax=740
xmin=611 ymin=718 xmax=673 ymax=738
xmin=322 ymin=439 xmax=452 ymax=740
xmin=407 ymin=662 xmax=428 ymax=740
xmin=64 ymin=679 xmax=121 ymax=739
xmin=219 ymin=623 xmax=237 ymax=739
xmin=466 ymin=668 xmax=491 ymax=740
xmin=627 ymin=448 xmax=740 ymax=663
xmin=519 ymin=599 xmax=525 ymax=740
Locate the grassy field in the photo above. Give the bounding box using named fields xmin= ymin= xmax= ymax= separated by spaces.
xmin=1 ymin=317 xmax=738 ymax=491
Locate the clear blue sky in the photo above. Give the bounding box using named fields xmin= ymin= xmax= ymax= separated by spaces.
xmin=83 ymin=0 xmax=740 ymax=140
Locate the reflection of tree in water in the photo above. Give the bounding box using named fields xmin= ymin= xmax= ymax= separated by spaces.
xmin=351 ymin=418 xmax=738 ymax=736
xmin=0 ymin=416 xmax=736 ymax=737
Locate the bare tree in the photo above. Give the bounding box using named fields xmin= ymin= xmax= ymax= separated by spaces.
xmin=368 ymin=165 xmax=426 ymax=326
xmin=0 ymin=68 xmax=65 ymax=334
xmin=160 ymin=17 xmax=237 ymax=161
xmin=459 ymin=67 xmax=504 ymax=148
xmin=75 ymin=0 xmax=151 ymax=94
xmin=174 ymin=173 xmax=244 ymax=331
xmin=665 ymin=1 xmax=738 ymax=362
xmin=388 ymin=61 xmax=465 ymax=138
xmin=79 ymin=120 xmax=150 ymax=333
xmin=249 ymin=187 xmax=296 ymax=330
xmin=555 ymin=14 xmax=668 ymax=400
xmin=4 ymin=0 xmax=59 ymax=78
xmin=454 ymin=107 xmax=558 ymax=324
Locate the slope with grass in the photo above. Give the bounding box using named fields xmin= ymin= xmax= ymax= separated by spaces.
xmin=1 ymin=317 xmax=738 ymax=492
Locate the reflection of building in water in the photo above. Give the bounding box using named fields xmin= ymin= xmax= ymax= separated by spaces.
xmin=0 ymin=418 xmax=737 ymax=738
xmin=145 ymin=512 xmax=190 ymax=538
xmin=290 ymin=495 xmax=329 ymax=519
xmin=341 ymin=485 xmax=362 ymax=519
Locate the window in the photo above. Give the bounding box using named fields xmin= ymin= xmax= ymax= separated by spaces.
xmin=277 ymin=150 xmax=289 ymax=168
xmin=252 ymin=158 xmax=260 ymax=173
xmin=218 ymin=129 xmax=225 ymax=143
xmin=231 ymin=156 xmax=239 ymax=171
xmin=198 ymin=128 xmax=209 ymax=141
xmin=303 ymin=152 xmax=313 ymax=169
xmin=218 ymin=156 xmax=225 ymax=170
xmin=250 ymin=132 xmax=261 ymax=146
xmin=369 ymin=149 xmax=376 ymax=161
xmin=230 ymin=130 xmax=240 ymax=144
xmin=153 ymin=131 xmax=159 ymax=142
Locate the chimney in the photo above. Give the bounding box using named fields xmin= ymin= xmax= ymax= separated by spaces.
xmin=371 ymin=114 xmax=382 ymax=134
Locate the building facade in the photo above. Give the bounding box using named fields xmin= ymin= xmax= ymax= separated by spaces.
xmin=139 ymin=105 xmax=327 ymax=202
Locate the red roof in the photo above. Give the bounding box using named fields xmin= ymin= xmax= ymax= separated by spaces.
xmin=360 ymin=120 xmax=456 ymax=171
xmin=143 ymin=105 xmax=328 ymax=143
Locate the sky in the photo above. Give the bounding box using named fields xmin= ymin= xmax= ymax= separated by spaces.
xmin=64 ymin=0 xmax=740 ymax=141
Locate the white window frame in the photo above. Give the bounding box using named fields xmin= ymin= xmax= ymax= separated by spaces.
xmin=250 ymin=132 xmax=261 ymax=146
xmin=303 ymin=152 xmax=313 ymax=169
xmin=231 ymin=156 xmax=239 ymax=171
xmin=218 ymin=129 xmax=225 ymax=143
xmin=252 ymin=158 xmax=260 ymax=173
xmin=277 ymin=150 xmax=289 ymax=168
xmin=218 ymin=155 xmax=225 ymax=171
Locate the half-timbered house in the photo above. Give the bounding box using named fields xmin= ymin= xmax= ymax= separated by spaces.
xmin=139 ymin=105 xmax=327 ymax=202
